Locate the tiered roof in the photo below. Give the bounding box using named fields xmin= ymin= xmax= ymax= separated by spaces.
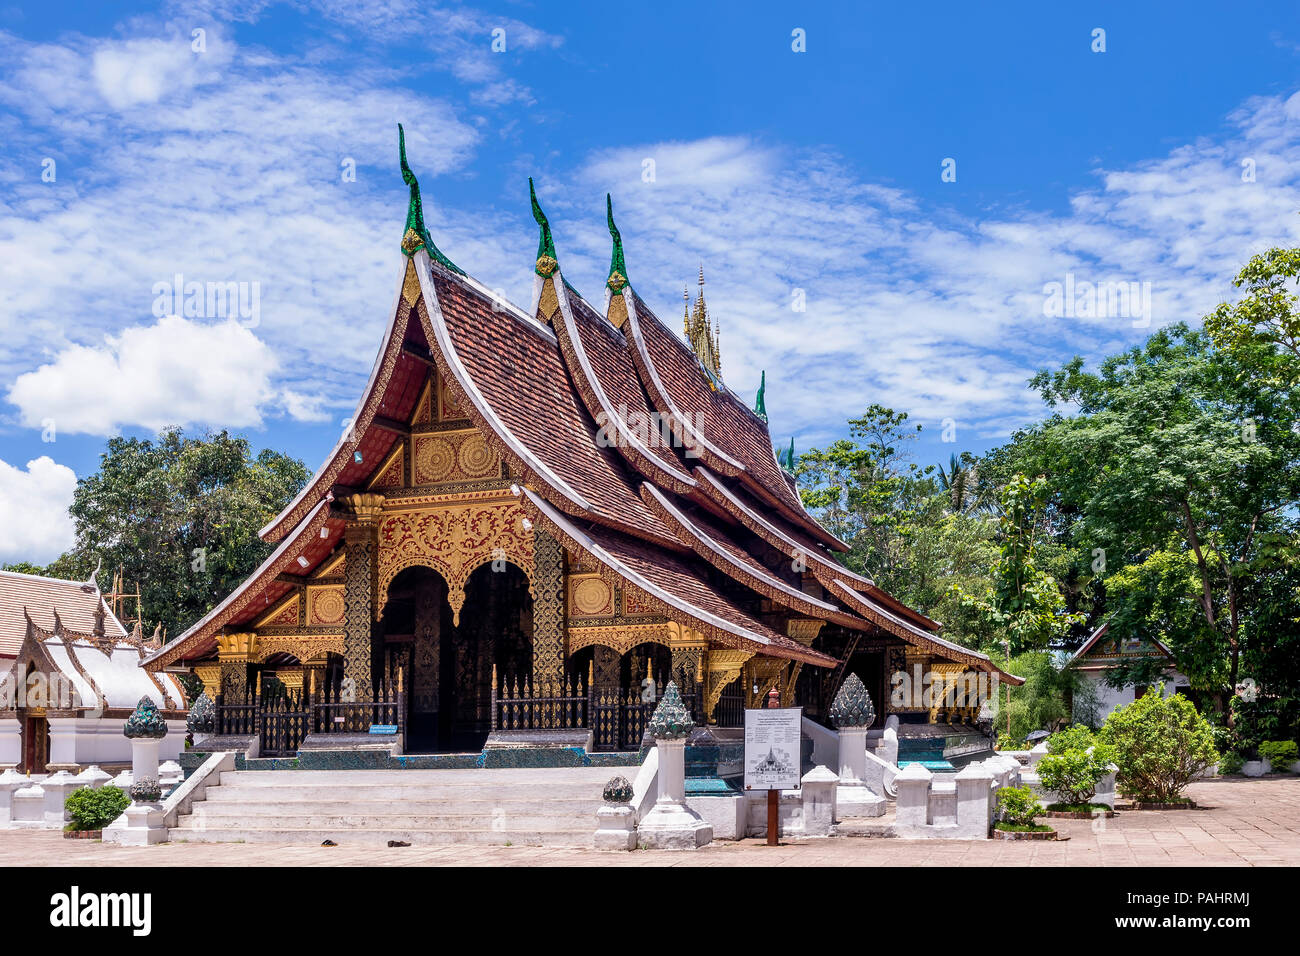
xmin=0 ymin=569 xmax=185 ymax=715
xmin=146 ymin=128 xmax=1019 ymax=685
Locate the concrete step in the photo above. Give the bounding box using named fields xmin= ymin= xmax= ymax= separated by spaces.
xmin=190 ymin=797 xmax=596 ymax=816
xmin=167 ymin=826 xmax=593 ymax=847
xmin=215 ymin=768 xmax=616 ymax=787
xmin=203 ymin=784 xmax=602 ymax=803
xmin=179 ymin=810 xmax=591 ymax=829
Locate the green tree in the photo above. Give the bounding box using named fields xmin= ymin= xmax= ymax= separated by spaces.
xmin=950 ymin=473 xmax=1085 ymax=656
xmin=1204 ymin=247 xmax=1300 ymax=382
xmin=44 ymin=428 xmax=308 ymax=642
xmin=1024 ymin=325 xmax=1300 ymax=712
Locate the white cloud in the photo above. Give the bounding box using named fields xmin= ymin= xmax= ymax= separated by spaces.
xmin=6 ymin=315 xmax=288 ymax=435
xmin=0 ymin=456 xmax=77 ymax=565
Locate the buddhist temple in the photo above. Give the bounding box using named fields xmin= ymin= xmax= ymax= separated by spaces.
xmin=142 ymin=125 xmax=1018 ymax=759
xmin=0 ymin=568 xmax=187 ymax=772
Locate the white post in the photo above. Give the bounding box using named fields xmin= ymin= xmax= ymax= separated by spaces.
xmin=635 ymin=682 xmax=713 ymax=850
xmin=894 ymin=762 xmax=932 ymax=827
xmin=103 ymin=697 xmax=169 ymax=846
xmin=593 ymin=776 xmax=637 ymax=851
xmin=0 ymin=767 xmax=29 ymax=825
xmin=41 ymin=769 xmax=79 ymax=825
xmin=955 ymin=760 xmax=995 ymax=838
xmin=0 ymin=716 xmax=21 ymax=770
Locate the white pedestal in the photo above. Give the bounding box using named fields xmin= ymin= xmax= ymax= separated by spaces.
xmin=638 ymin=739 xmax=712 ymax=849
xmin=41 ymin=770 xmax=79 ymax=825
xmin=0 ymin=768 xmax=29 ymax=825
xmin=836 ymin=727 xmax=886 ymax=818
xmin=74 ymin=765 xmax=113 ymax=790
xmin=594 ymin=804 xmax=637 ymax=850
xmin=10 ymin=783 xmax=49 ymax=827
xmin=105 ymin=801 xmax=167 ymax=846
xmin=131 ymin=738 xmax=161 ymax=783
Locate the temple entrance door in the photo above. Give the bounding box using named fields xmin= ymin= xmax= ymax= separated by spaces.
xmin=444 ymin=562 xmax=533 ymax=752
xmin=380 ymin=562 xmax=533 ymax=754
xmin=22 ymin=714 xmax=48 ymax=774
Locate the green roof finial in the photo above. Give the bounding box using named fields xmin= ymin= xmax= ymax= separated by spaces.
xmin=606 ymin=194 xmax=628 ymax=294
xmin=530 ymin=177 xmax=558 ymax=277
xmin=397 ymin=124 xmax=462 ymax=273
xmin=781 ymin=437 xmax=796 ymax=472
xmin=754 ymin=370 xmax=767 ymax=421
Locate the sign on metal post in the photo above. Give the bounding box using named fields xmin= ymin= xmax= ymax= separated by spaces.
xmin=743 ymin=706 xmax=802 ymax=792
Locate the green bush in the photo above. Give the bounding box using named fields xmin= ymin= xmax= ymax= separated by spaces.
xmin=1046 ymin=724 xmax=1096 ymax=755
xmin=1217 ymin=750 xmax=1244 ymax=775
xmin=996 ymin=733 xmax=1024 ymax=751
xmin=1100 ymin=688 xmax=1217 ymax=802
xmin=996 ymin=785 xmax=1042 ymax=827
xmin=64 ymin=785 xmax=129 ymax=831
xmin=1259 ymin=740 xmax=1298 ymax=773
xmin=1036 ymin=745 xmax=1116 ymax=805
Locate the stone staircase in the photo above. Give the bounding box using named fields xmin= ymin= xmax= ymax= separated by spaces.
xmin=170 ymin=767 xmax=613 ymax=847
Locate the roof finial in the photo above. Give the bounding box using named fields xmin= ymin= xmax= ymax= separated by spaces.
xmin=86 ymin=556 xmax=102 ymax=590
xmin=754 ymin=370 xmax=767 ymax=421
xmin=605 ymin=194 xmax=630 ymax=327
xmin=397 ymin=124 xmax=462 ymax=273
xmin=685 ymin=264 xmax=721 ymax=382
xmin=529 ymin=177 xmax=558 ymax=277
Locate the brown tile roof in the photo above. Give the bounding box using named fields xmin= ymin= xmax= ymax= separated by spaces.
xmin=554 ymin=288 xmax=698 ymax=496
xmin=624 ymin=290 xmax=848 ymax=553
xmin=0 ymin=570 xmax=127 ymax=658
xmin=422 ymin=265 xmax=678 ymax=549
xmin=826 ymin=579 xmax=1023 ymax=684
xmin=518 ymin=486 xmax=838 ymax=668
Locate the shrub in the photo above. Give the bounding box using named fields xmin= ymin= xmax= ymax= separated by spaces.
xmin=1036 ymin=746 xmax=1116 ymax=805
xmin=996 ymin=733 xmax=1023 ymax=751
xmin=1259 ymin=740 xmax=1298 ymax=773
xmin=1216 ymin=751 xmax=1244 ymax=775
xmin=1046 ymin=724 xmax=1096 ymax=755
xmin=1100 ymin=687 xmax=1217 ymax=801
xmin=64 ymin=785 xmax=129 ymax=831
xmin=996 ymin=785 xmax=1042 ymax=828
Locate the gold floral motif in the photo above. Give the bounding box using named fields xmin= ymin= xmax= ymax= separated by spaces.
xmin=216 ymin=632 xmax=259 ymax=663
xmin=376 ymin=501 xmax=534 ymax=624
xmin=253 ymin=594 xmax=300 ymax=629
xmin=567 ymin=622 xmax=671 ymax=656
xmin=345 ymin=493 xmax=387 ymax=524
xmin=535 ymin=254 xmax=558 ymax=278
xmin=307 ymin=586 xmax=346 ymax=626
xmin=414 ymin=436 xmax=456 ymax=483
xmin=705 ymin=648 xmax=752 ymax=719
xmin=401 ymin=258 xmax=422 ymax=306
xmin=257 ymin=635 xmax=345 ymax=663
xmin=569 ymin=575 xmax=614 ymax=618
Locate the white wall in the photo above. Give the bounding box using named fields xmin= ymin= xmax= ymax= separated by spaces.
xmin=1080 ymin=668 xmax=1189 ymax=722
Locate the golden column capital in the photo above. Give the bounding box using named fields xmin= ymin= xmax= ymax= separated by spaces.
xmin=216 ymin=632 xmax=259 ymax=663
xmin=344 ymin=492 xmax=387 ymax=524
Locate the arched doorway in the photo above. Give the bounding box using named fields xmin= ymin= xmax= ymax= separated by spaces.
xmin=569 ymin=641 xmax=671 ymax=751
xmin=379 ymin=561 xmax=533 ymax=753
xmin=20 ymin=662 xmax=49 ymax=773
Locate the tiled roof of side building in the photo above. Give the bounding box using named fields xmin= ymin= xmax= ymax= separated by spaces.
xmin=624 ymin=289 xmax=849 ymax=553
xmin=0 ymin=569 xmax=127 ymax=658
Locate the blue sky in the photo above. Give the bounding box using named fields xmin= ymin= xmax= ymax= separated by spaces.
xmin=3 ymin=0 xmax=1300 ymax=563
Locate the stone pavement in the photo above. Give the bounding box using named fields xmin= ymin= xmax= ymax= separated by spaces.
xmin=1 ymin=776 xmax=1295 ymax=866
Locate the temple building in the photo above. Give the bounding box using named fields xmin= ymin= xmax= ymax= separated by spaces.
xmin=0 ymin=569 xmax=187 ymax=772
xmin=1069 ymin=622 xmax=1190 ymax=721
xmin=142 ymin=125 xmax=1017 ymax=758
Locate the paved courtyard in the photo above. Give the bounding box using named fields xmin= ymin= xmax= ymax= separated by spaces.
xmin=1 ymin=777 xmax=1295 ymax=866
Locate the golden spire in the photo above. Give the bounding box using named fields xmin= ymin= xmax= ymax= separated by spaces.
xmin=685 ymin=264 xmax=721 ymax=381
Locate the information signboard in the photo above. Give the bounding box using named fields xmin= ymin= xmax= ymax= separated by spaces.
xmin=743 ymin=706 xmax=802 ymax=791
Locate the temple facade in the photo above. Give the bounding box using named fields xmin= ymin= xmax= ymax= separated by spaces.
xmin=143 ymin=126 xmax=1018 ymax=757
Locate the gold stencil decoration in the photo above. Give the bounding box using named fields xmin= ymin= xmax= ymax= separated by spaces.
xmin=457 ymin=433 xmax=497 ymax=478
xmin=410 ymin=376 xmax=434 ymax=425
xmin=414 ymin=436 xmax=456 ymax=484
xmin=438 ymin=376 xmax=467 ymax=420
xmin=376 ymin=501 xmax=534 ymax=624
xmin=368 ymin=445 xmax=404 ymax=490
xmin=254 ymin=594 xmax=300 ymax=628
xmin=622 ymin=588 xmax=654 ymax=616
xmin=570 ymin=576 xmax=613 ymax=617
xmin=401 ymin=259 xmax=422 ymax=306
xmin=567 ymin=622 xmax=671 ymax=655
xmin=308 ymin=587 xmax=346 ymax=626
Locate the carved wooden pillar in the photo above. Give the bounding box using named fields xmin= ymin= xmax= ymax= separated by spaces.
xmin=342 ymin=493 xmax=385 ymax=702
xmin=530 ymin=529 xmax=566 ymax=689
xmin=667 ymin=621 xmax=707 ymax=710
xmin=215 ymin=633 xmax=259 ymax=702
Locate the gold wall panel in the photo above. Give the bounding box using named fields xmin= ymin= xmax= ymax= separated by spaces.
xmin=306 ymin=585 xmax=346 ymax=627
